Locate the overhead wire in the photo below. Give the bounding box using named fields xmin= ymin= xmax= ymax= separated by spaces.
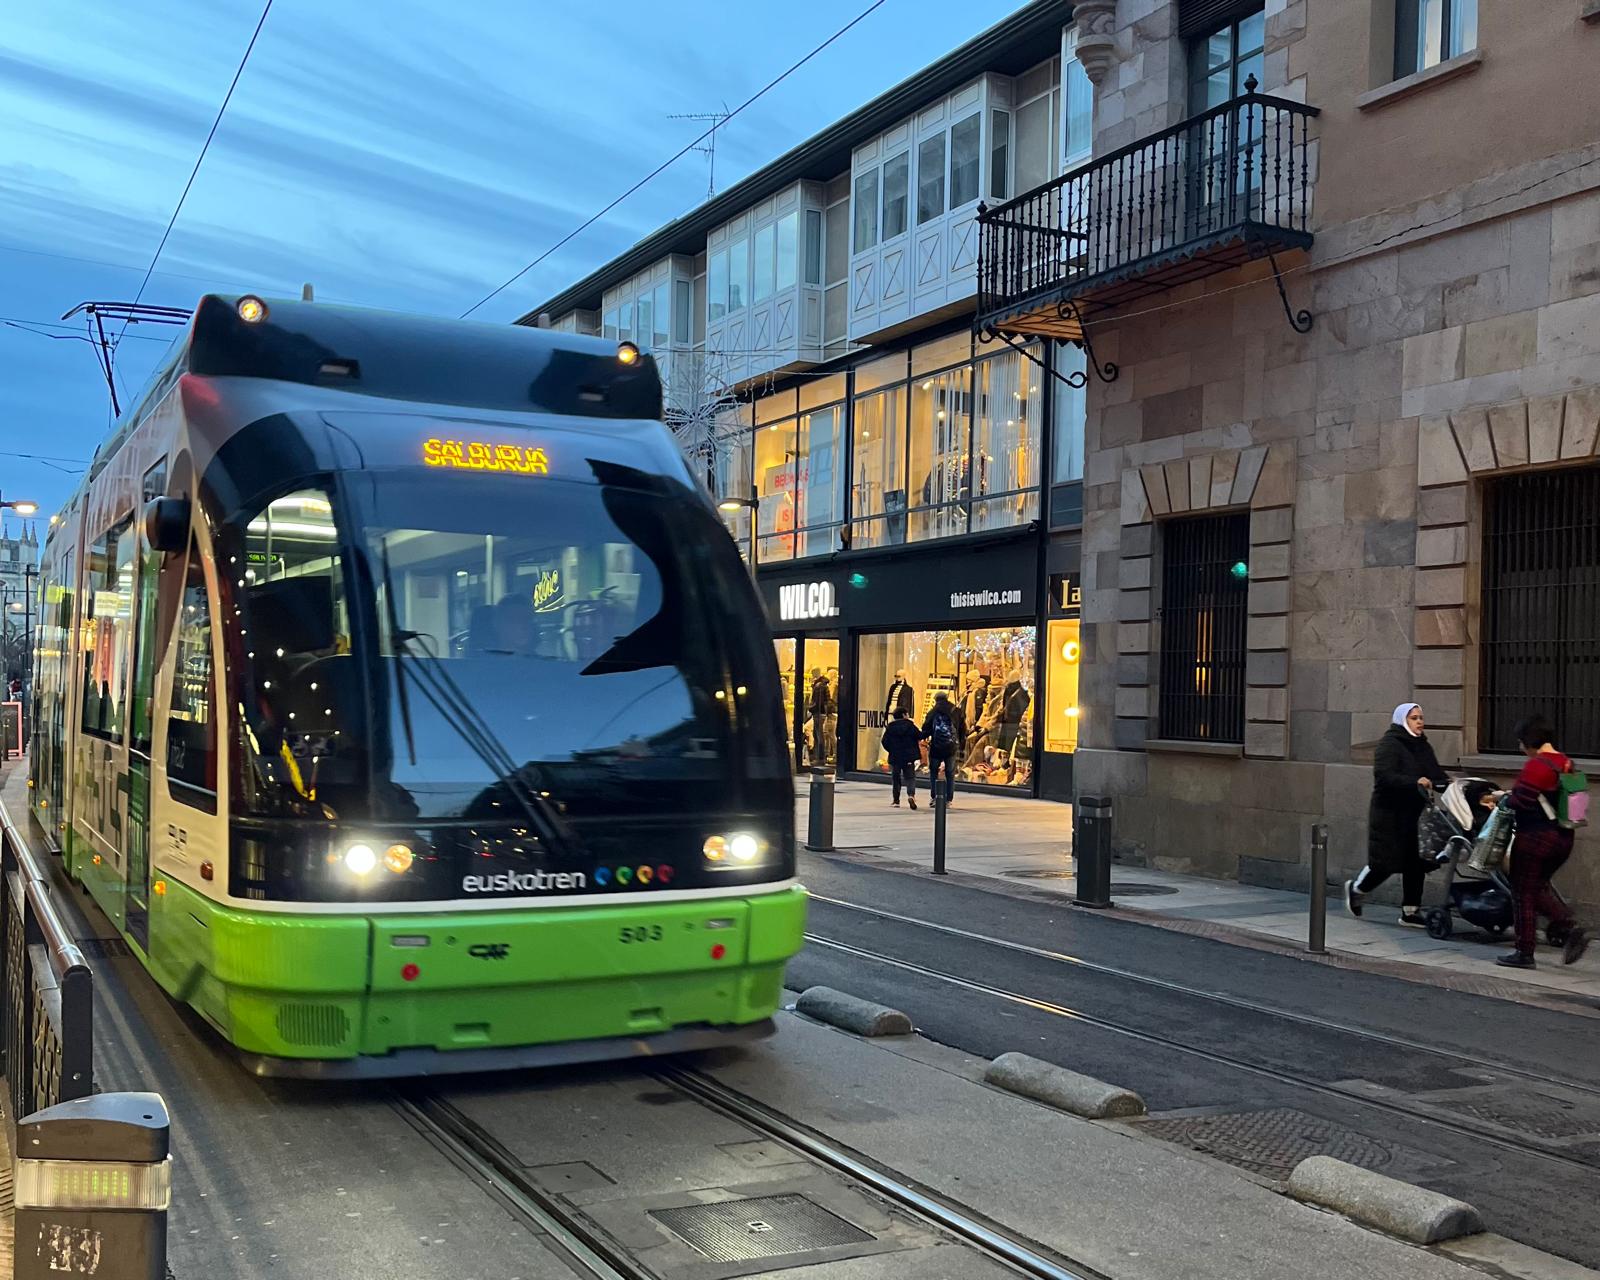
xmin=460 ymin=0 xmax=893 ymax=319
xmin=118 ymin=0 xmax=275 ymax=343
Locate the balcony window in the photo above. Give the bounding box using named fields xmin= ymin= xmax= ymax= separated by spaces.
xmin=708 ymin=251 xmax=728 ymax=323
xmin=909 ymin=366 xmax=972 ymax=542
xmin=950 ymin=114 xmax=982 ymax=209
xmin=636 ymin=294 xmax=654 ymax=349
xmin=754 ymin=224 xmax=776 ymax=303
xmin=825 ymin=197 xmax=850 ymax=347
xmin=1188 ymin=9 xmax=1265 ymax=115
xmin=990 ymin=109 xmax=1011 ymax=200
xmin=618 ymin=300 xmax=633 ymax=342
xmin=804 ymin=210 xmax=823 ymax=285
xmin=850 ymin=381 xmax=908 ymax=549
xmin=776 ymin=212 xmax=798 ymax=291
xmin=673 ymin=280 xmax=692 ymax=345
xmin=1395 ymin=0 xmax=1476 ymax=78
xmin=882 ymin=153 xmax=909 ymax=240
xmin=795 ymin=403 xmax=845 ymax=557
xmin=653 ymin=283 xmax=670 ymax=348
xmin=854 ymin=169 xmax=880 ymax=251
xmin=917 ymin=134 xmax=946 ymax=224
xmin=692 ymin=270 xmax=707 ymax=345
xmin=602 ymin=307 xmax=619 ymax=341
xmin=727 ymin=238 xmax=748 ymax=313
xmin=755 ymin=414 xmax=799 ymax=560
xmin=971 ymin=346 xmax=1041 ymax=531
xmin=1014 ymin=93 xmax=1055 ymax=194
xmin=1063 ymin=34 xmax=1093 ymax=167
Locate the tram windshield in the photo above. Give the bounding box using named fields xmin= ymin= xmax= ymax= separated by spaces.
xmin=226 ymin=461 xmax=781 ymax=827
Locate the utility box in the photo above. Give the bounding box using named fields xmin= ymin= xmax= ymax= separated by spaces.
xmin=14 ymin=1092 xmax=171 ymax=1280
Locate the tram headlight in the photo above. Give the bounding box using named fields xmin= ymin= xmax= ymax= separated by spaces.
xmin=383 ymin=843 xmax=415 ymax=874
xmin=703 ymin=832 xmax=769 ymax=868
xmin=343 ymin=843 xmax=377 ymax=876
xmin=237 ymin=295 xmax=268 ymax=324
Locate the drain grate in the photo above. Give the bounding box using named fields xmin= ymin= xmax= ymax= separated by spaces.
xmin=651 ymin=1193 xmax=873 ymax=1262
xmin=1449 ymin=1092 xmax=1600 ymax=1141
xmin=1132 ymin=1108 xmax=1409 ymax=1179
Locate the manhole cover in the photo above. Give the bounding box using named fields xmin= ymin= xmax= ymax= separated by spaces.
xmin=1132 ymin=1108 xmax=1405 ymax=1179
xmin=1450 ymin=1092 xmax=1600 ymax=1140
xmin=1002 ymin=871 xmax=1178 ymax=895
xmin=651 ymin=1193 xmax=873 ymax=1262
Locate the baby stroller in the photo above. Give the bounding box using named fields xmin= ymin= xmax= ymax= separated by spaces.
xmin=1419 ymin=778 xmax=1570 ymax=942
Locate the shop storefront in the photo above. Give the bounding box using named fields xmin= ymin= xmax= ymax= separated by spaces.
xmin=758 ymin=534 xmax=1051 ymax=795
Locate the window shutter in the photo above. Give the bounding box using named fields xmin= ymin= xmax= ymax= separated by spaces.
xmin=1178 ymin=0 xmax=1264 ymax=40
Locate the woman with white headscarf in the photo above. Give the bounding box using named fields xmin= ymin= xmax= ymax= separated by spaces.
xmin=1346 ymin=702 xmax=1451 ymax=926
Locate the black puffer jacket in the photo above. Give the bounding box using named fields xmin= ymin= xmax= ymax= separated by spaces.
xmin=1367 ymin=724 xmax=1450 ymax=873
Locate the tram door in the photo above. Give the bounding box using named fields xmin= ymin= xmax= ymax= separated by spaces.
xmin=124 ymin=464 xmax=167 ymax=950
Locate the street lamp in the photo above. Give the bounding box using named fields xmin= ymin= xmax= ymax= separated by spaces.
xmin=1 ymin=499 xmax=37 ymax=517
xmin=717 ymin=489 xmax=759 ymax=568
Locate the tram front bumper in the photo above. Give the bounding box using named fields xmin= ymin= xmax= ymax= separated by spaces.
xmin=183 ymin=884 xmax=807 ymax=1066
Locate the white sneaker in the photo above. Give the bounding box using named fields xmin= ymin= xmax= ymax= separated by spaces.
xmin=1344 ymin=880 xmax=1364 ymax=918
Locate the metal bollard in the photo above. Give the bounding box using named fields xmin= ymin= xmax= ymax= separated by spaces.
xmin=804 ymin=773 xmax=835 ymax=852
xmin=1307 ymin=823 xmax=1329 ymax=955
xmin=14 ymin=1092 xmax=172 ymax=1280
xmin=932 ymin=789 xmax=948 ymax=875
xmin=1075 ymin=795 xmax=1113 ymax=908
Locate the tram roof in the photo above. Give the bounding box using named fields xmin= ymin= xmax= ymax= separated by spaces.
xmin=93 ymin=294 xmax=663 ymax=476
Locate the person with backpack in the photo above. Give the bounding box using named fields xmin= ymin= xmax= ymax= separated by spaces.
xmin=880 ymin=708 xmax=924 ymax=809
xmin=921 ymin=691 xmax=964 ymax=805
xmin=1498 ymin=715 xmax=1589 ymax=969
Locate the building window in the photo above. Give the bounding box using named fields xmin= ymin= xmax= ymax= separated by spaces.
xmin=1063 ymin=33 xmax=1093 ymax=167
xmin=850 ymin=384 xmax=909 ymax=548
xmin=990 ymin=108 xmax=1010 ymax=200
xmin=795 ymin=403 xmax=845 ymax=557
xmin=754 ymin=414 xmax=798 ymax=559
xmin=636 ymin=292 xmax=655 ymax=348
xmin=1188 ymin=8 xmax=1265 ymax=115
xmin=1481 ymin=467 xmax=1600 ymax=757
xmin=854 ymin=169 xmax=880 ymax=252
xmin=708 ymin=251 xmax=727 ymax=324
xmin=1013 ymin=58 xmax=1061 ymax=195
xmin=652 ymin=283 xmax=669 ymax=348
xmin=804 ymin=210 xmax=823 ymax=285
xmin=824 ymin=197 xmax=850 ymax=347
xmin=1158 ymin=512 xmax=1249 ymax=744
xmin=1052 ymin=342 xmax=1086 ymax=484
xmin=1044 ymin=618 xmax=1081 ymax=755
xmin=673 ymin=280 xmax=692 ymax=345
xmin=1395 ymin=0 xmax=1477 ymax=78
xmin=776 ymin=211 xmax=798 ymax=291
xmin=949 ymin=113 xmax=982 ymax=208
xmin=917 ymin=133 xmax=946 ymax=224
xmin=909 ymin=365 xmax=972 ymax=542
xmin=971 ymin=345 xmax=1042 ymax=531
xmin=855 ymin=628 xmax=1036 ymax=789
xmin=882 ymin=152 xmax=909 ymax=240
xmin=754 ymin=224 xmax=776 ymax=302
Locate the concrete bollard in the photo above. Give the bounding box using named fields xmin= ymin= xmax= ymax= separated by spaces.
xmin=805 ymin=773 xmax=835 ymax=852
xmin=1287 ymin=1156 xmax=1482 ymax=1244
xmin=795 ymin=986 xmax=913 ymax=1036
xmin=985 ymin=1052 xmax=1146 ymax=1119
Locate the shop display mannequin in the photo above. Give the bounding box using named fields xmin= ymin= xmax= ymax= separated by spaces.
xmin=884 ymin=669 xmax=915 ymax=718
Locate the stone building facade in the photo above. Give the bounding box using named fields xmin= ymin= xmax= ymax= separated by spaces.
xmin=1020 ymin=0 xmax=1600 ymax=913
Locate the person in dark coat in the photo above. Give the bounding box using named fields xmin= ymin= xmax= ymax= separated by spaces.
xmin=1346 ymin=702 xmax=1450 ymax=926
xmin=997 ymin=670 xmax=1031 ymax=752
xmin=921 ymin=692 xmax=965 ymax=804
xmin=884 ymin=669 xmax=915 ymax=719
xmin=880 ymin=708 xmax=924 ymax=809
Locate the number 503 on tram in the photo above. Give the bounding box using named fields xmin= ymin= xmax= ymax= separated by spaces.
xmin=28 ymin=295 xmax=805 ymax=1077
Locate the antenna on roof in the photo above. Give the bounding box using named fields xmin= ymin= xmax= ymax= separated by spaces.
xmin=668 ymin=103 xmax=732 ymax=199
xmin=302 ymin=283 xmax=314 ymax=301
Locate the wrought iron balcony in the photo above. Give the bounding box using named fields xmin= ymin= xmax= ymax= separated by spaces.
xmin=976 ymin=80 xmax=1320 ymax=358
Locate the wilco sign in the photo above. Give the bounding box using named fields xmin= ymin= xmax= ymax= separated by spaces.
xmin=778 ymin=581 xmax=840 ymax=622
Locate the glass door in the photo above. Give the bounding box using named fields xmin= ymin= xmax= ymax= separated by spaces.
xmin=799 ymin=637 xmax=841 ymax=771
xmin=774 ymin=637 xmax=799 ymax=771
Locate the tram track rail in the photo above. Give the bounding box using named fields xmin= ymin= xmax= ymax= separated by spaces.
xmin=799 ymin=905 xmax=1600 ymax=1177
xmin=394 ymin=1068 xmax=1098 ymax=1280
xmin=807 ymin=891 xmax=1600 ymax=1099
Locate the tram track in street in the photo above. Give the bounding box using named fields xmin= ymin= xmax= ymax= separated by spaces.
xmin=395 ymin=1068 xmax=1098 ymax=1280
xmin=806 ymin=891 xmax=1600 ymax=1099
xmin=800 ymin=920 xmax=1600 ymax=1179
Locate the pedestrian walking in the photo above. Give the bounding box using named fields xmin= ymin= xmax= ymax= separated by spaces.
xmin=880 ymin=708 xmax=924 ymax=810
xmin=1497 ymin=715 xmax=1589 ymax=970
xmin=922 ymin=691 xmax=964 ymax=805
xmin=1346 ymin=702 xmax=1450 ymax=926
xmin=807 ymin=668 xmax=831 ymax=768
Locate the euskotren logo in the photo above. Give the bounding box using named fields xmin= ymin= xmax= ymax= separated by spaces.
xmin=459 ymin=864 xmax=679 ymax=894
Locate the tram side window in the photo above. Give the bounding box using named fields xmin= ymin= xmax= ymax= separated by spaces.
xmin=80 ymin=520 xmax=136 ymax=742
xmin=167 ymin=538 xmax=217 ymax=797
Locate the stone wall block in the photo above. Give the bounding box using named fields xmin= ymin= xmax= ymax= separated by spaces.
xmin=1482 ymin=403 xmax=1528 ymax=471
xmin=1123 ymin=522 xmax=1154 ymax=558
xmin=1463 ymin=312 xmax=1538 ymax=378
xmin=1140 ymin=464 xmax=1171 ymax=516
xmin=1209 ymin=449 xmax=1240 ymax=508
xmin=1118 ymin=555 xmax=1152 ymax=590
xmin=1121 ymin=468 xmax=1153 ymax=524
xmin=1415 ymin=567 xmax=1467 ymax=608
xmin=1115 ymin=653 xmax=1150 ymax=686
xmin=1249 ymin=616 xmax=1290 ymax=651
xmin=1188 ymin=455 xmax=1213 ymax=510
xmin=1119 ymin=622 xmax=1151 ymax=654
xmin=1415 ymin=607 xmax=1469 ymax=648
xmin=1418 ymin=416 xmax=1468 ymax=487
xmin=1296 ymin=475 xmax=1347 ymax=529
xmin=1114 ymin=686 xmax=1150 ymax=719
xmin=1561 ymin=386 xmax=1600 ymax=458
xmin=1250 ymin=579 xmax=1291 ymax=616
xmin=1247 ymin=686 xmax=1289 ymax=723
xmin=1231 ymin=445 xmax=1269 ymax=505
xmin=1251 ymin=543 xmax=1291 ymax=579
xmin=1449 ymin=409 xmax=1497 ymax=472
xmin=1414 ymin=647 xmax=1465 ymax=686
xmin=1528 ymin=394 xmax=1566 ymax=464
xmin=1424 ymin=687 xmax=1465 ymax=728
xmin=1118 ymin=589 xmax=1153 ymax=622
xmin=1245 ymin=722 xmax=1288 ymax=758
xmin=1252 ymin=443 xmax=1296 ymax=508
xmin=1364 ymin=519 xmax=1417 ymax=567
xmin=1402 ymin=326 xmax=1464 ymax=390
xmin=1112 ymin=718 xmax=1151 ymax=751
xmin=1247 ymin=650 xmax=1290 ymax=686
xmin=1417 ymin=484 xmax=1468 ymax=528
xmin=1416 ymin=525 xmax=1467 ymax=568
xmin=1164 ymin=459 xmax=1192 ymax=513
xmin=1251 ymin=505 xmax=1294 ymax=545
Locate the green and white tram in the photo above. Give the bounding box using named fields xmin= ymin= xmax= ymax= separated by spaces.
xmin=29 ymin=294 xmax=805 ymax=1076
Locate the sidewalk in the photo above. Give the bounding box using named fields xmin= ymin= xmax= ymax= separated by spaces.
xmin=795 ymin=778 xmax=1600 ymax=1006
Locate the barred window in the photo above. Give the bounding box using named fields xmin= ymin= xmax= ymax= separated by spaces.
xmin=1158 ymin=512 xmax=1249 ymax=743
xmin=1481 ymin=468 xmax=1600 ymax=757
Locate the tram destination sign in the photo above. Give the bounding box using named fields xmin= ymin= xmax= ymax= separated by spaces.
xmin=423 ymin=437 xmax=550 ymax=475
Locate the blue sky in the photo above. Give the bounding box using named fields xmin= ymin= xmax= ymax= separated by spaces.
xmin=1 ymin=0 xmax=1026 ymax=520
